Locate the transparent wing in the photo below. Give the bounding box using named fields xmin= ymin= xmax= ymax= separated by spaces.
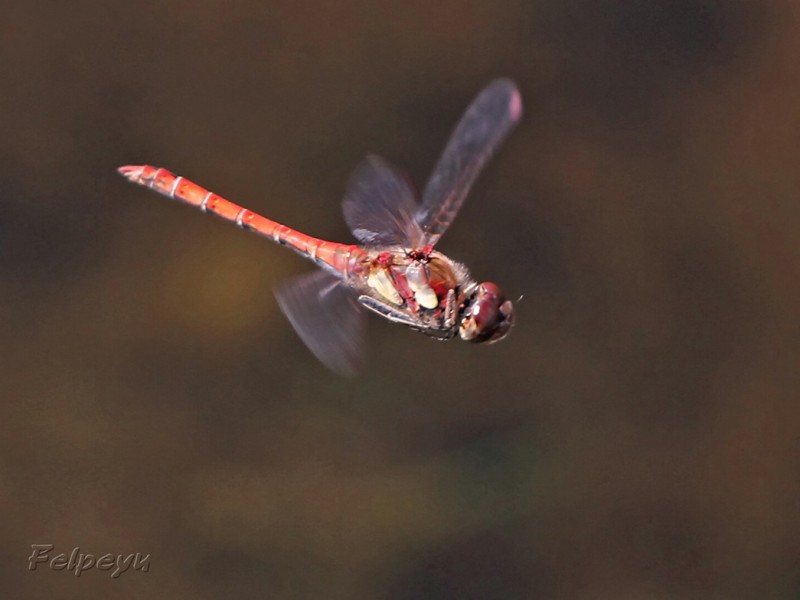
xmin=275 ymin=270 xmax=366 ymax=376
xmin=342 ymin=155 xmax=424 ymax=248
xmin=416 ymin=78 xmax=522 ymax=247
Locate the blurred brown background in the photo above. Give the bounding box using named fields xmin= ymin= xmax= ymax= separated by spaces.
xmin=2 ymin=0 xmax=799 ymax=598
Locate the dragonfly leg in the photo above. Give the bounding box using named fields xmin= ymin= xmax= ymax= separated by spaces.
xmin=359 ymin=294 xmax=457 ymax=340
xmin=358 ymin=295 xmax=421 ymax=329
xmin=443 ymin=288 xmax=458 ymax=329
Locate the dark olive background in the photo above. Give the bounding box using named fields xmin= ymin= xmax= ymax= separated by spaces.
xmin=2 ymin=1 xmax=799 ymax=598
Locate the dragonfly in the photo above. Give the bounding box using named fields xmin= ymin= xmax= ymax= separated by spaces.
xmin=119 ymin=78 xmax=522 ymax=375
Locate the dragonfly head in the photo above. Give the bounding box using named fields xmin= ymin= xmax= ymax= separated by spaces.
xmin=459 ymin=282 xmax=514 ymax=343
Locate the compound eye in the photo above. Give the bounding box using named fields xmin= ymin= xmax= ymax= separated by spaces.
xmin=471 ymin=287 xmax=501 ymax=329
xmin=460 ymin=282 xmax=514 ymax=343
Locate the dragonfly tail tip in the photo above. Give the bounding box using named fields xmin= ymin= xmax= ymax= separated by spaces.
xmin=117 ymin=165 xmax=145 ymax=182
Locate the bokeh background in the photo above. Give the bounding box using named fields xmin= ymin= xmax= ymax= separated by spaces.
xmin=2 ymin=1 xmax=799 ymax=598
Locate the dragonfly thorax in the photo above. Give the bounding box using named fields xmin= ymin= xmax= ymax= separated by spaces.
xmin=362 ymin=250 xmax=463 ymax=305
xmin=356 ymin=249 xmax=474 ymax=338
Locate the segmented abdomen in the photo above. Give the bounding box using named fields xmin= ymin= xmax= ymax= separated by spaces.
xmin=118 ymin=165 xmax=368 ymax=279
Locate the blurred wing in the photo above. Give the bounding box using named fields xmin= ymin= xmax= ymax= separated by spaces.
xmin=275 ymin=270 xmax=366 ymax=376
xmin=342 ymin=155 xmax=423 ymax=248
xmin=416 ymin=78 xmax=522 ymax=247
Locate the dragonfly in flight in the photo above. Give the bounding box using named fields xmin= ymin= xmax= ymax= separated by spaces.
xmin=119 ymin=78 xmax=522 ymax=374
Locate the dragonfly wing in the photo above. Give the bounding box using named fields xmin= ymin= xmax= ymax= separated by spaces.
xmin=416 ymin=79 xmax=522 ymax=247
xmin=342 ymin=155 xmax=424 ymax=248
xmin=275 ymin=270 xmax=366 ymax=376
